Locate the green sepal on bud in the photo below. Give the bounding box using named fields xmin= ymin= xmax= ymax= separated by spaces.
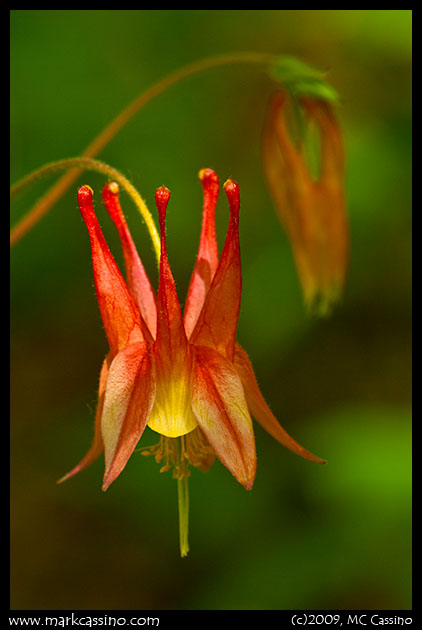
xmin=269 ymin=55 xmax=341 ymax=104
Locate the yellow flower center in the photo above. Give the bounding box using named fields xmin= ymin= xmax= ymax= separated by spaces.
xmin=147 ymin=375 xmax=198 ymax=437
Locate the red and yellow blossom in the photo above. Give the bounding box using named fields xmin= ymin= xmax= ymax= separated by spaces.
xmin=263 ymin=91 xmax=348 ymax=314
xmin=60 ymin=168 xmax=324 ymax=554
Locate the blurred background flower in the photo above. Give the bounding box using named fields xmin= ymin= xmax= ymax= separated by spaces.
xmin=10 ymin=9 xmax=412 ymax=610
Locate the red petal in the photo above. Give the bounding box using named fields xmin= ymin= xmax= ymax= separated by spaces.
xmin=154 ymin=186 xmax=188 ymax=372
xmin=268 ymin=92 xmax=308 ymax=179
xmin=191 ymin=345 xmax=256 ymax=490
xmin=102 ymin=182 xmax=157 ymax=339
xmin=101 ymin=343 xmax=156 ymax=491
xmin=234 ymin=343 xmax=326 ymax=464
xmin=262 ymin=96 xmax=295 ymax=238
xmin=184 ymin=169 xmax=220 ymax=338
xmin=189 ymin=179 xmax=241 ymax=362
xmin=57 ymin=352 xmax=111 ymax=483
xmin=146 ymin=187 xmax=195 ymax=438
xmin=78 ymin=186 xmax=147 ymax=356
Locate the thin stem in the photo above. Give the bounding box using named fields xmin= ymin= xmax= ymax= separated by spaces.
xmin=10 ymin=51 xmax=278 ymax=248
xmin=177 ymin=435 xmax=190 ymax=558
xmin=10 ymin=157 xmax=161 ymax=263
xmin=177 ymin=474 xmax=190 ymax=558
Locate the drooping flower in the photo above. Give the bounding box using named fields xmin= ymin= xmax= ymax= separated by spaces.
xmin=263 ymin=91 xmax=348 ymax=315
xmin=60 ymin=169 xmax=324 ymax=555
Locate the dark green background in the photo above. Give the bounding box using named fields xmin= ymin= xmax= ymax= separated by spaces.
xmin=10 ymin=10 xmax=412 ymax=610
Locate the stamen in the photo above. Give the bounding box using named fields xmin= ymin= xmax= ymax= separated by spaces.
xmin=138 ymin=428 xmax=215 ymax=557
xmin=139 ymin=427 xmax=214 ymax=477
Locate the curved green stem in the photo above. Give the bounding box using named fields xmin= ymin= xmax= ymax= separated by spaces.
xmin=10 ymin=157 xmax=160 ymax=263
xmin=10 ymin=51 xmax=278 ymax=248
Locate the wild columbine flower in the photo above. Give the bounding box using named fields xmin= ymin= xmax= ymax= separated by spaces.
xmin=59 ymin=168 xmax=324 ymax=556
xmin=263 ymin=91 xmax=348 ymax=315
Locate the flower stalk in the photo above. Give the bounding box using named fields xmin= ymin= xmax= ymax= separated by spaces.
xmin=11 ymin=50 xmax=342 ymax=556
xmin=10 ymin=52 xmax=278 ymax=248
xmin=10 ymin=157 xmax=161 ymax=263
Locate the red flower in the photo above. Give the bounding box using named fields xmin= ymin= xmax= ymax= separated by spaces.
xmin=263 ymin=92 xmax=348 ymax=314
xmin=60 ymin=169 xmax=324 ymax=495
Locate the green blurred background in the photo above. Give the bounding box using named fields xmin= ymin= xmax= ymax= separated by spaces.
xmin=10 ymin=10 xmax=412 ymax=610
